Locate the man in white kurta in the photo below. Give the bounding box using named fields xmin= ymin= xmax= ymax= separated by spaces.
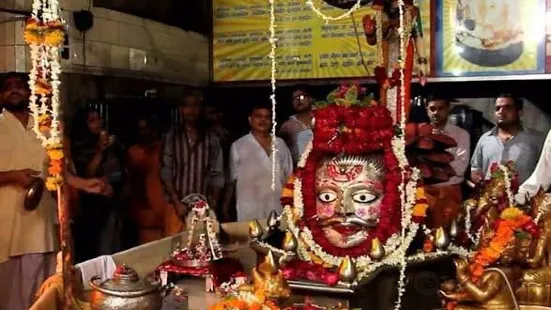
xmin=224 ymin=105 xmax=293 ymax=222
xmin=516 ymin=129 xmax=551 ymax=204
xmin=0 ymin=72 xmax=57 ymax=310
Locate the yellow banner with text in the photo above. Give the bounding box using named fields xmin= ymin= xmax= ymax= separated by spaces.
xmin=212 ymin=0 xmax=431 ymax=82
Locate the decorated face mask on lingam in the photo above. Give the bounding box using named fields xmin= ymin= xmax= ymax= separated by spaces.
xmin=279 ymin=83 xmax=411 ymax=263
xmin=315 ymin=154 xmax=385 ymax=248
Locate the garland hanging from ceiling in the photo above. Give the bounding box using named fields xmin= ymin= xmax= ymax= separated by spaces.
xmin=24 ymin=0 xmax=65 ymax=191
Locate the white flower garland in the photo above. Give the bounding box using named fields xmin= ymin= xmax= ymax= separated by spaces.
xmin=498 ymin=164 xmax=515 ymax=207
xmin=269 ymin=0 xmax=278 ymax=191
xmin=464 ymin=201 xmax=482 ymax=245
xmin=375 ymin=10 xmax=384 ymax=66
xmin=306 ymin=0 xmax=362 ymax=23
xmin=28 ymin=0 xmax=63 ymax=146
xmin=27 ymin=0 xmax=65 ymax=193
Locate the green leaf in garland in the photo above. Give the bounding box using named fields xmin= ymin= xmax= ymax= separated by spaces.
xmin=335 ymin=98 xmax=348 ymax=106
xmin=345 ymin=85 xmax=358 ymax=103
xmin=326 ymin=89 xmax=338 ymax=103
xmin=515 ymin=230 xmax=530 ymax=240
xmin=359 ymin=94 xmax=375 ymax=107
xmin=314 ymin=100 xmax=329 ymax=109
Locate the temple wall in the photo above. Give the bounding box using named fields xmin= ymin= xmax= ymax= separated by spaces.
xmin=0 ymin=0 xmax=209 ymax=85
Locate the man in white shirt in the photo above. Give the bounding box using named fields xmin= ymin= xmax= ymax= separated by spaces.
xmin=424 ymin=96 xmax=470 ymax=228
xmin=0 ymin=72 xmax=57 ymax=310
xmin=223 ymin=104 xmax=293 ymax=222
xmin=517 ymin=129 xmax=551 ymax=204
xmin=279 ymin=88 xmax=313 ymax=166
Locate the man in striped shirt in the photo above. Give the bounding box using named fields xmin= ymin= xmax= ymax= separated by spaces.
xmin=160 ymin=91 xmax=224 ymax=225
xmin=279 ymin=88 xmax=313 ymax=166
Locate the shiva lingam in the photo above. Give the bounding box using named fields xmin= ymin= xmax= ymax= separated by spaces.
xmin=171 ymin=194 xmax=223 ymax=273
xmin=249 ymin=84 xmax=459 ymax=310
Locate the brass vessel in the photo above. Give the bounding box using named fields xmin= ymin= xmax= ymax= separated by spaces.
xmin=89 ymin=264 xmax=162 ymax=310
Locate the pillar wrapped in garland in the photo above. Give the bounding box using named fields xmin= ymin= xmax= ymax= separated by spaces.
xmin=24 ymin=0 xmax=72 ymax=309
xmin=362 ymin=0 xmax=428 ymax=125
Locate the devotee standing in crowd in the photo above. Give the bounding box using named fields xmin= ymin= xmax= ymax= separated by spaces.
xmin=0 ymin=72 xmax=57 ymax=310
xmin=223 ymin=103 xmax=293 ymax=222
xmin=160 ymin=90 xmax=224 ymax=232
xmin=471 ymin=95 xmax=545 ymax=184
xmin=279 ymin=88 xmax=313 ymax=166
xmin=126 ymin=114 xmax=167 ymax=244
xmin=205 ymin=103 xmax=232 ymax=155
xmin=205 ymin=103 xmax=234 ymax=218
xmin=516 ymin=129 xmax=551 ymax=203
xmin=70 ymin=106 xmax=126 ymax=262
xmin=423 ymin=97 xmax=470 ymax=228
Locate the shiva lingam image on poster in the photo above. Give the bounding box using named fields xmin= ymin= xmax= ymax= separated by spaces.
xmin=454 ymin=0 xmax=524 ymax=67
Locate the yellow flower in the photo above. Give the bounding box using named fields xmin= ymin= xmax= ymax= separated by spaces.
xmin=44 ymin=29 xmax=65 ymax=46
xmin=47 ymin=149 xmax=64 ymax=161
xmin=45 ymin=176 xmax=63 ymax=191
xmin=500 ymin=207 xmax=524 ymax=220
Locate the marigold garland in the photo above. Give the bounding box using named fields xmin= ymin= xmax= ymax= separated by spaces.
xmin=24 ymin=18 xmax=65 ymax=46
xmin=26 ymin=3 xmax=66 ymax=191
xmin=469 ymin=206 xmax=539 ymax=281
xmin=209 ymin=292 xmax=281 ymax=310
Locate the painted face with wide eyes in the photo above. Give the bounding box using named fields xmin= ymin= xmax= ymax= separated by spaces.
xmin=314 ymin=155 xmax=385 ymax=248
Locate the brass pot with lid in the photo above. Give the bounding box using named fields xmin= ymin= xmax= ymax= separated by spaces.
xmin=89 ymin=264 xmax=162 ymax=310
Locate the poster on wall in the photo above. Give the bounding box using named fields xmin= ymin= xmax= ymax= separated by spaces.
xmin=212 ymin=0 xmax=430 ymax=82
xmin=435 ymin=0 xmax=546 ymax=77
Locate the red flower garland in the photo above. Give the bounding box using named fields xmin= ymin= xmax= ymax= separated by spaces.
xmin=312 ymin=104 xmax=394 ymax=155
xmin=281 ymin=260 xmax=339 ymax=286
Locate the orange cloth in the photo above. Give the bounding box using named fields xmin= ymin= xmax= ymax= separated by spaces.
xmin=30 ymin=272 xmax=89 ymax=310
xmin=424 ymin=184 xmax=462 ymax=229
xmin=127 ymin=142 xmax=180 ymax=244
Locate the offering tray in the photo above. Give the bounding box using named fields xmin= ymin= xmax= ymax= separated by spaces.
xmin=170 ymin=249 xmax=222 ymax=269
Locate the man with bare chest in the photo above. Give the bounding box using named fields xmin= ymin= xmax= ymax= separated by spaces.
xmin=471 ymin=95 xmax=545 ymax=184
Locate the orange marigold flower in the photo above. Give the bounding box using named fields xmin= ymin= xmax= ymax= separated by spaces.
xmin=412 ymin=203 xmax=428 ymax=217
xmin=44 ymin=29 xmax=65 ymax=46
xmin=250 ymin=303 xmax=262 ymax=310
xmin=47 ymin=149 xmax=64 ymax=161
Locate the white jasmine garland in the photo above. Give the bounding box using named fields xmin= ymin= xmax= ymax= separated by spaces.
xmin=498 ymin=164 xmax=515 ymax=207
xmin=28 ymin=0 xmax=63 ymax=149
xmin=448 ymin=244 xmax=473 ymax=258
xmin=394 ymin=257 xmax=407 ymax=310
xmin=297 ymin=140 xmax=313 ymax=168
xmin=293 ymin=177 xmax=305 ymax=218
xmin=375 ymin=10 xmax=384 ymax=66
xmin=464 ymin=201 xmax=482 ymax=245
xmin=269 ymin=0 xmax=278 ymax=191
xmin=306 ymin=0 xmax=362 ymax=23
